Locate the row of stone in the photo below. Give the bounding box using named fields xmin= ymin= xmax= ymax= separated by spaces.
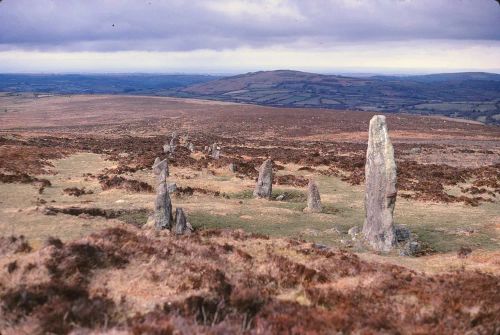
xmin=149 ymin=115 xmax=407 ymax=253
xmin=253 ymin=115 xmax=410 ymax=252
xmin=253 ymin=158 xmax=322 ymax=213
xmin=163 ymin=131 xmax=221 ymax=160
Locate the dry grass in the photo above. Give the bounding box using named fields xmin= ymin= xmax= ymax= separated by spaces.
xmin=2 ymin=152 xmax=498 ymax=274
xmin=0 ymin=226 xmax=498 ymax=334
xmin=0 ymin=94 xmax=499 ymax=333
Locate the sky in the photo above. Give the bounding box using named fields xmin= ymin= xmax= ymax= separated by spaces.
xmin=0 ymin=0 xmax=500 ymax=74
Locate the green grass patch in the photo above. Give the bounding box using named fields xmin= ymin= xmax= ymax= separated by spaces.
xmin=117 ymin=209 xmax=149 ymax=227
xmin=228 ymin=188 xmax=306 ymax=203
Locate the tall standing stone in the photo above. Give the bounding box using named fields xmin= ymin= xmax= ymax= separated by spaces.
xmin=304 ymin=179 xmax=322 ymax=213
xmin=253 ymin=159 xmax=273 ymax=199
xmin=362 ymin=115 xmax=397 ymax=252
xmin=154 ymin=182 xmax=173 ymax=230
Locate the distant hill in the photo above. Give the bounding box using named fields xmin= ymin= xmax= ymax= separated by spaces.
xmin=178 ymin=70 xmax=500 ymax=125
xmin=1 ymin=71 xmax=499 ymax=124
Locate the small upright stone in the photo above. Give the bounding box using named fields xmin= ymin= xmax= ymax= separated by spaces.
xmin=304 ymin=179 xmax=322 ymax=213
xmin=253 ymin=159 xmax=273 ymax=199
xmin=154 ymin=182 xmax=173 ymax=230
xmin=188 ymin=142 xmax=195 ymax=152
xmin=169 ymin=132 xmax=178 ymax=153
xmin=362 ymin=115 xmax=397 ymax=252
xmin=167 ymin=182 xmax=177 ymax=194
xmin=152 ymin=158 xmax=169 ymax=184
xmin=228 ymin=162 xmax=237 ymax=173
xmin=211 ymin=143 xmax=220 ymax=159
xmin=163 ymin=144 xmax=172 ymax=154
xmin=173 ymin=208 xmax=189 ymax=235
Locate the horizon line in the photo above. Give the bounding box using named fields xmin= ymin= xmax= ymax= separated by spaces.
xmin=1 ymin=69 xmax=500 ymax=76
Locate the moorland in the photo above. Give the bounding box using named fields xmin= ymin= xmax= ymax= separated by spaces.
xmin=2 ymin=70 xmax=500 ymax=124
xmin=0 ymin=93 xmax=499 ymax=334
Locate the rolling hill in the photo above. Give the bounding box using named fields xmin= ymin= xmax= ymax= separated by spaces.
xmin=179 ymin=70 xmax=500 ymax=124
xmin=1 ymin=71 xmax=499 ymax=124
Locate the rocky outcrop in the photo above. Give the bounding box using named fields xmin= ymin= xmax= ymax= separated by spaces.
xmin=253 ymin=159 xmax=273 ymax=199
xmin=362 ymin=115 xmax=397 ymax=252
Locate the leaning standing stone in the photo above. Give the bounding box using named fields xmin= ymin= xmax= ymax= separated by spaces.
xmin=253 ymin=159 xmax=273 ymax=199
xmin=304 ymin=179 xmax=322 ymax=213
xmin=154 ymin=182 xmax=173 ymax=230
xmin=362 ymin=115 xmax=397 ymax=252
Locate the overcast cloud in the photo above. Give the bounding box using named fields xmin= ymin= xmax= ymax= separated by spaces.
xmin=0 ymin=0 xmax=499 ymax=73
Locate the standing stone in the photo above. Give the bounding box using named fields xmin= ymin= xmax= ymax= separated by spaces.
xmin=228 ymin=162 xmax=237 ymax=173
xmin=167 ymin=182 xmax=177 ymax=194
xmin=211 ymin=143 xmax=220 ymax=159
xmin=253 ymin=159 xmax=273 ymax=199
xmin=169 ymin=133 xmax=178 ymax=153
xmin=173 ymin=208 xmax=188 ymax=235
xmin=152 ymin=158 xmax=169 ymax=184
xmin=304 ymin=179 xmax=322 ymax=213
xmin=163 ymin=144 xmax=172 ymax=154
xmin=154 ymin=182 xmax=173 ymax=230
xmin=188 ymin=142 xmax=195 ymax=152
xmin=152 ymin=157 xmax=161 ymax=171
xmin=362 ymin=115 xmax=397 ymax=252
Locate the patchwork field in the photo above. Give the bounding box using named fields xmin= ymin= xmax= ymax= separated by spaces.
xmin=0 ymin=94 xmax=499 ymax=334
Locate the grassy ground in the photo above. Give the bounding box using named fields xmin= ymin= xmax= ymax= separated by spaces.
xmin=1 ymin=152 xmax=499 ymax=273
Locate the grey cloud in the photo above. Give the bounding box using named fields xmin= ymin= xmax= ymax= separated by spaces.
xmin=0 ymin=0 xmax=499 ymax=52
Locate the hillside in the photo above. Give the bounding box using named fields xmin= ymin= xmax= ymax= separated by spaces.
xmin=179 ymin=70 xmax=500 ymax=125
xmin=1 ymin=71 xmax=500 ymax=124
